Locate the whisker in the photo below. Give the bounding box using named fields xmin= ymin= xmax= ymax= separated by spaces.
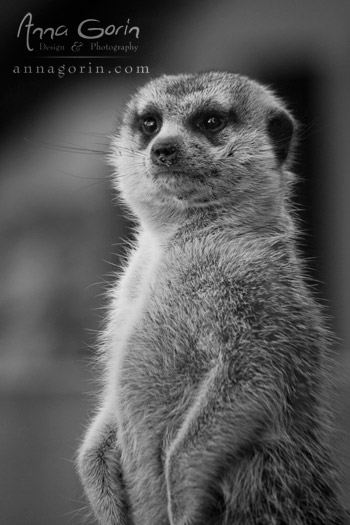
xmin=73 ymin=180 xmax=107 ymax=192
xmin=75 ymin=131 xmax=110 ymax=138
xmin=24 ymin=137 xmax=108 ymax=156
xmin=59 ymin=169 xmax=107 ymax=181
xmin=112 ymin=147 xmax=146 ymax=159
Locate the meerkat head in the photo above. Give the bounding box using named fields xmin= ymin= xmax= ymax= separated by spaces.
xmin=111 ymin=71 xmax=296 ymax=229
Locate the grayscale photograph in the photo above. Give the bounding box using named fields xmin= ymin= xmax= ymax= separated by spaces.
xmin=1 ymin=1 xmax=349 ymax=524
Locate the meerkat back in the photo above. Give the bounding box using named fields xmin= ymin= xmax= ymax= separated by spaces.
xmin=77 ymin=72 xmax=349 ymax=525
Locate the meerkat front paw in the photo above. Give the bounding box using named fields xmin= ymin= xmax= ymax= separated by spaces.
xmin=78 ymin=424 xmax=131 ymax=525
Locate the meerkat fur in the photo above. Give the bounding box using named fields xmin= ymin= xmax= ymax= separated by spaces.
xmin=77 ymin=71 xmax=349 ymax=525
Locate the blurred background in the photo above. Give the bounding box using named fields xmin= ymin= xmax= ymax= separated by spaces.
xmin=1 ymin=0 xmax=349 ymax=523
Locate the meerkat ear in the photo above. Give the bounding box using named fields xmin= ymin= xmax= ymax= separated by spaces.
xmin=266 ymin=108 xmax=294 ymax=164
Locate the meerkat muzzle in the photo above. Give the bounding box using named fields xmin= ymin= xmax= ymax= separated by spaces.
xmin=151 ymin=139 xmax=179 ymax=167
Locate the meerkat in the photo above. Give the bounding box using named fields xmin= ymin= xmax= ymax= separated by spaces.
xmin=77 ymin=71 xmax=349 ymax=525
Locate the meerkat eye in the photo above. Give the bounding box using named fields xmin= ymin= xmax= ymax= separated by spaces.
xmin=204 ymin=115 xmax=224 ymax=131
xmin=140 ymin=116 xmax=160 ymax=135
xmin=197 ymin=113 xmax=226 ymax=133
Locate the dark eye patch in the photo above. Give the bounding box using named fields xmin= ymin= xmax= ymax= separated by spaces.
xmin=188 ymin=105 xmax=240 ymax=147
xmin=128 ymin=103 xmax=163 ymax=135
xmin=190 ymin=105 xmax=239 ymax=135
xmin=129 ymin=108 xmax=163 ymax=146
xmin=140 ymin=115 xmax=161 ymax=135
xmin=200 ymin=113 xmax=226 ymax=132
xmin=190 ymin=106 xmax=225 ymax=132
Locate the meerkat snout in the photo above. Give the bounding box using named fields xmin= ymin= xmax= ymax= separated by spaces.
xmin=151 ymin=138 xmax=179 ymax=166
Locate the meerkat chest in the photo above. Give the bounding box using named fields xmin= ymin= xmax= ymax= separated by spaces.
xmin=107 ymin=232 xmax=164 ymax=404
xmin=115 ymin=241 xmax=224 ymax=437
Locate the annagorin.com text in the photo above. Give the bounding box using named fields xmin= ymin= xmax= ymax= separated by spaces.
xmin=13 ymin=63 xmax=150 ymax=79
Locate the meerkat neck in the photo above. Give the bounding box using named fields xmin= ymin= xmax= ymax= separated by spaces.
xmin=125 ymin=170 xmax=293 ymax=241
xmin=136 ymin=198 xmax=294 ymax=247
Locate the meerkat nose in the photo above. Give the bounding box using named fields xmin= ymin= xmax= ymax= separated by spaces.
xmin=151 ymin=139 xmax=178 ymax=166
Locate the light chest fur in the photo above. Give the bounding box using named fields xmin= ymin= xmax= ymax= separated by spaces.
xmin=107 ymin=222 xmax=325 ymax=525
